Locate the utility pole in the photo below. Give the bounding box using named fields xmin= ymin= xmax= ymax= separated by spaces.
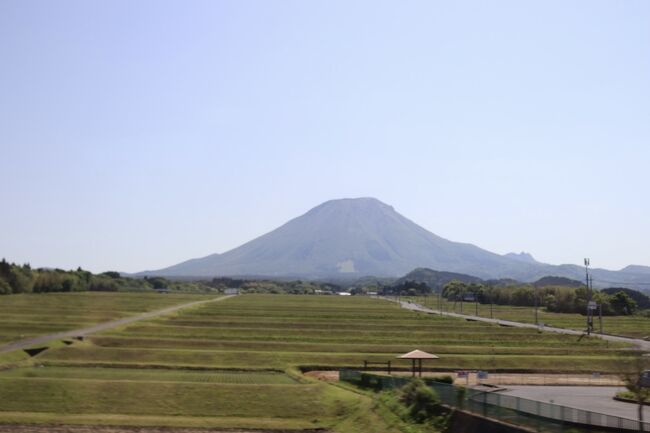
xmin=534 ymin=288 xmax=539 ymax=325
xmin=585 ymin=258 xmax=593 ymax=335
xmin=489 ymin=285 xmax=494 ymax=319
xmin=599 ymin=300 xmax=603 ymax=334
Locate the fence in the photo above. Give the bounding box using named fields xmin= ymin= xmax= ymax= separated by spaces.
xmin=339 ymin=370 xmax=649 ymax=432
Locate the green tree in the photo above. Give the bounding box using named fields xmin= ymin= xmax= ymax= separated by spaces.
xmin=0 ymin=279 xmax=11 ymax=295
xmin=611 ymin=291 xmax=637 ymax=315
xmin=8 ymin=266 xmax=34 ymax=293
xmin=443 ymin=280 xmax=466 ymax=300
xmin=443 ymin=280 xmax=468 ymax=312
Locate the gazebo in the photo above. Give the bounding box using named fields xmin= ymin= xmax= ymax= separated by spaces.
xmin=398 ymin=349 xmax=439 ymax=377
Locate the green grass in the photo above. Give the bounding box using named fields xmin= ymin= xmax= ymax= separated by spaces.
xmin=0 ymin=293 xmax=641 ymax=432
xmin=0 ymin=350 xmax=30 ymax=366
xmin=59 ymin=294 xmax=626 ymax=373
xmin=0 ymin=378 xmax=320 ymax=416
xmin=0 ymin=292 xmax=214 ymax=345
xmin=0 ymin=366 xmax=299 ymax=384
xmin=407 ymin=295 xmax=650 ymax=339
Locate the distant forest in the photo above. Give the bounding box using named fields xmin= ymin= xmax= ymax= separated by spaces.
xmin=200 ymin=277 xmax=342 ymax=294
xmin=377 ymin=278 xmax=645 ymax=316
xmin=0 ymin=259 xmax=341 ymax=296
xmin=0 ymin=259 xmax=211 ymax=295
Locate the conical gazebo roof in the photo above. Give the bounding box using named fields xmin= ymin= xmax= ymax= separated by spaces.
xmin=397 ymin=349 xmax=439 ymax=359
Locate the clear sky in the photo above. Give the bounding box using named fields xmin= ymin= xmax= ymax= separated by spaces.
xmin=1 ymin=1 xmax=649 ymax=273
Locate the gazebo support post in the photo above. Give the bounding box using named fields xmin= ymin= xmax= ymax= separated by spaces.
xmin=412 ymin=359 xmax=415 ymax=377
xmin=419 ymin=359 xmax=423 ymax=377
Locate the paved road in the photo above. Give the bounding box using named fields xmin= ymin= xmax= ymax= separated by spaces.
xmin=380 ymin=297 xmax=650 ymax=350
xmin=495 ymin=385 xmax=644 ymax=421
xmin=0 ymin=295 xmax=234 ymax=355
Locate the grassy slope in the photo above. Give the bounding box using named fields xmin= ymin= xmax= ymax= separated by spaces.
xmin=51 ymin=294 xmax=627 ymax=372
xmin=0 ymin=292 xmax=214 ymax=344
xmin=0 ymin=366 xmax=299 ymax=384
xmin=0 ymin=294 xmax=638 ymax=432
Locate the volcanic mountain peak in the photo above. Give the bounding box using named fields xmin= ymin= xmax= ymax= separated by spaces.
xmin=141 ymin=198 xmax=647 ymax=288
xmin=144 ymin=197 xmax=515 ymax=279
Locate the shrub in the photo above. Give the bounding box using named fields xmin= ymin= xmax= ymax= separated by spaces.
xmin=399 ymin=379 xmax=440 ymax=422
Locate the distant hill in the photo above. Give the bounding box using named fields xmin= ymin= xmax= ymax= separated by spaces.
xmin=602 ymin=287 xmax=650 ymax=309
xmin=620 ymin=265 xmax=650 ymax=275
xmin=393 ymin=268 xmax=482 ymax=292
xmin=348 ymin=275 xmax=396 ymax=289
xmin=485 ymin=278 xmax=521 ymax=287
xmin=533 ymin=276 xmax=584 ymax=288
xmin=140 ymin=197 xmax=650 ymax=288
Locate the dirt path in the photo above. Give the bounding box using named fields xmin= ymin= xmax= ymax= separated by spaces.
xmin=0 ymin=295 xmax=234 ymax=355
xmin=379 ymin=296 xmax=650 ymax=350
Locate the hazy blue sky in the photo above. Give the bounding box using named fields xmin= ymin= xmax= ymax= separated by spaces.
xmin=1 ymin=1 xmax=649 ymax=273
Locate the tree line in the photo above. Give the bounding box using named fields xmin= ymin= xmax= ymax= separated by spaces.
xmin=378 ymin=278 xmax=642 ymax=316
xmin=0 ymin=259 xmax=211 ymax=295
xmin=203 ymin=277 xmax=342 ymax=295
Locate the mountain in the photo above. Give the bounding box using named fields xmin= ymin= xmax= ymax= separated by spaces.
xmin=141 ymin=197 xmax=650 ymax=288
xmin=143 ymin=197 xmax=535 ymax=279
xmin=533 ymin=276 xmax=583 ymax=288
xmin=503 ymin=252 xmax=539 ymax=264
xmin=620 ymin=265 xmax=650 ymax=275
xmin=393 ymin=268 xmax=482 ymax=292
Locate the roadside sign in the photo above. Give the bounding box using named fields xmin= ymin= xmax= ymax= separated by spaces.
xmin=588 ymin=301 xmax=597 ymax=310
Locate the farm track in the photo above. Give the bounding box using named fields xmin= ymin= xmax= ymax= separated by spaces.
xmin=385 ymin=297 xmax=650 ymax=350
xmin=0 ymin=296 xmax=234 ymax=355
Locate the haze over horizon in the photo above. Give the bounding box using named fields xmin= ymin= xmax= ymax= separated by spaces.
xmin=1 ymin=1 xmax=649 ymax=273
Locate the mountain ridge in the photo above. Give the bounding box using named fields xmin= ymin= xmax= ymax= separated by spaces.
xmin=140 ymin=197 xmax=649 ymax=288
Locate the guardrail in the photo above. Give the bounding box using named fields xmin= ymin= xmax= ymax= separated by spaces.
xmin=339 ymin=370 xmax=648 ymax=432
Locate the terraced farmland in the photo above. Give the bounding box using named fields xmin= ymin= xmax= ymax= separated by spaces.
xmin=0 ymin=366 xmax=299 ymax=384
xmin=411 ymin=295 xmax=650 ymax=339
xmin=37 ymin=294 xmax=631 ymax=372
xmin=0 ymin=294 xmax=638 ymax=431
xmin=0 ymin=292 xmax=214 ymax=345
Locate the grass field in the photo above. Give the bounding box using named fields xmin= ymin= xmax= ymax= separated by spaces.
xmin=0 ymin=366 xmax=299 ymax=384
xmin=0 ymin=293 xmax=641 ymax=432
xmin=408 ymin=294 xmax=650 ymax=339
xmin=73 ymin=294 xmax=629 ymax=372
xmin=0 ymin=292 xmax=214 ymax=345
